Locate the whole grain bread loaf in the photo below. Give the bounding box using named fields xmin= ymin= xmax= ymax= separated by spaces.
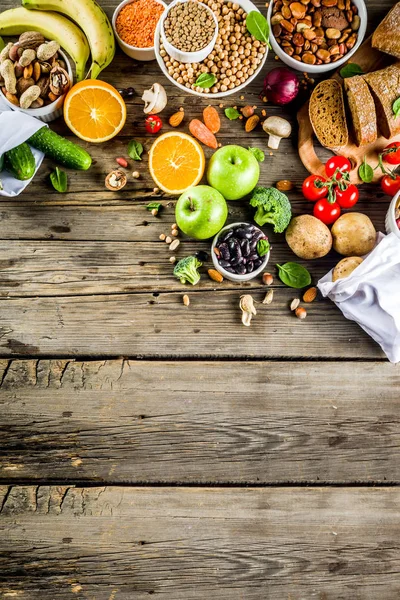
xmin=372 ymin=3 xmax=400 ymax=59
xmin=309 ymin=80 xmax=348 ymax=148
xmin=363 ymin=63 xmax=400 ymax=139
xmin=344 ymin=75 xmax=377 ymax=146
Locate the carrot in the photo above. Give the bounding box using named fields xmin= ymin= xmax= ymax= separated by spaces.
xmin=203 ymin=106 xmax=221 ymax=134
xmin=116 ymin=0 xmax=164 ymax=48
xmin=189 ymin=119 xmax=218 ymax=149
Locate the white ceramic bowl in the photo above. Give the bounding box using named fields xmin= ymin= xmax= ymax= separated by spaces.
xmin=385 ymin=191 xmax=400 ymax=239
xmin=211 ymin=222 xmax=270 ymax=282
xmin=160 ymin=0 xmax=218 ymax=63
xmin=154 ymin=0 xmax=268 ymax=97
xmin=113 ymin=0 xmax=167 ymax=61
xmin=267 ymin=0 xmax=367 ymax=74
xmin=0 ymin=49 xmax=72 ymax=123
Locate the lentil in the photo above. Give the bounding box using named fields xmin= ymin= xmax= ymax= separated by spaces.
xmin=116 ymin=0 xmax=164 ymax=48
xmin=164 ymin=1 xmax=216 ymax=52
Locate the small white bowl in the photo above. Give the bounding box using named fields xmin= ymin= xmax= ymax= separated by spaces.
xmin=154 ymin=0 xmax=268 ymax=98
xmin=385 ymin=191 xmax=400 ymax=239
xmin=0 ymin=48 xmax=72 ymax=123
xmin=113 ymin=0 xmax=167 ymax=61
xmin=267 ymin=0 xmax=367 ymax=74
xmin=160 ymin=0 xmax=218 ymax=64
xmin=211 ymin=222 xmax=270 ymax=282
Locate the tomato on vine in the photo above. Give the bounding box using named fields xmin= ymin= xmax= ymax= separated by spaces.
xmin=313 ymin=199 xmax=341 ymax=225
xmin=334 ymin=184 xmax=359 ymax=208
xmin=145 ymin=115 xmax=162 ymax=133
xmin=382 ymin=142 xmax=400 ymax=165
xmin=381 ymin=174 xmax=400 ymax=196
xmin=302 ymin=174 xmax=328 ymax=201
xmin=325 ymin=156 xmax=351 ymax=180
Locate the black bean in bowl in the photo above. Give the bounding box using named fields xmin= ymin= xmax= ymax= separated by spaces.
xmin=214 ymin=223 xmax=269 ymax=276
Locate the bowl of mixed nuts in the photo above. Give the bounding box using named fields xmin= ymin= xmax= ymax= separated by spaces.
xmin=0 ymin=32 xmax=72 ymax=122
xmin=267 ymin=0 xmax=367 ymax=73
xmin=155 ymin=0 xmax=268 ymax=97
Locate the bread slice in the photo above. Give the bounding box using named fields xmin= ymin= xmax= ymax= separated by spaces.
xmin=344 ymin=75 xmax=377 ymax=146
xmin=363 ymin=63 xmax=400 ymax=139
xmin=309 ymin=80 xmax=348 ymax=148
xmin=372 ymin=3 xmax=400 ymax=59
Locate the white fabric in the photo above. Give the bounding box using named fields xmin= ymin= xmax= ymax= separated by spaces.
xmin=318 ymin=232 xmax=400 ymax=363
xmin=0 ymin=98 xmax=46 ymax=197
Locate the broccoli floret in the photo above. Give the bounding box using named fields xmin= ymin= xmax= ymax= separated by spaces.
xmin=249 ymin=186 xmax=292 ymax=233
xmin=173 ymin=256 xmax=203 ymax=285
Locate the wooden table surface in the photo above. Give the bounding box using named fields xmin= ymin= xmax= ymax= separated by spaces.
xmin=1 ymin=0 xmax=399 ymax=598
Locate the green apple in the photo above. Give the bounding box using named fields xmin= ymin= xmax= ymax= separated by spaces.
xmin=207 ymin=145 xmax=260 ymax=200
xmin=175 ymin=185 xmax=228 ymax=240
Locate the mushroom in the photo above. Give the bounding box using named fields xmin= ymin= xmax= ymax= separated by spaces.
xmin=262 ymin=116 xmax=292 ymax=150
xmin=141 ymin=83 xmax=168 ymax=114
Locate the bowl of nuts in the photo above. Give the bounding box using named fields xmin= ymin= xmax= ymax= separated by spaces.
xmin=267 ymin=0 xmax=367 ymax=73
xmin=0 ymin=33 xmax=72 ymax=122
xmin=155 ymin=0 xmax=269 ymax=97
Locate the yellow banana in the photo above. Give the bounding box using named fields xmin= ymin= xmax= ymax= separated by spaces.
xmin=0 ymin=7 xmax=89 ymax=81
xmin=22 ymin=0 xmax=115 ymax=79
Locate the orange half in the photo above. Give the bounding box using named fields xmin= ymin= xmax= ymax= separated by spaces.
xmin=149 ymin=132 xmax=205 ymax=194
xmin=63 ymin=80 xmax=126 ymax=143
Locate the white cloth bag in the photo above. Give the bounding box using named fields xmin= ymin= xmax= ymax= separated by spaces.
xmin=0 ymin=98 xmax=46 ymax=197
xmin=318 ymin=232 xmax=400 ymax=363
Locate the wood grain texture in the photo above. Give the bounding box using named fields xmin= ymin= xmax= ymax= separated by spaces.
xmin=1 ymin=485 xmax=400 ymax=599
xmin=0 ymin=359 xmax=398 ymax=483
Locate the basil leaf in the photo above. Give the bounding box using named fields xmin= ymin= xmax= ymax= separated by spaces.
xmin=246 ymin=11 xmax=269 ymax=44
xmin=195 ymin=73 xmax=216 ymax=89
xmin=257 ymin=239 xmax=270 ymax=256
xmin=393 ymin=97 xmax=400 ymax=118
xmin=50 ymin=167 xmax=67 ymax=193
xmin=128 ymin=139 xmax=143 ymax=161
xmin=146 ymin=202 xmax=162 ymax=211
xmin=358 ymin=156 xmax=374 ymax=183
xmin=248 ymin=147 xmax=265 ymax=162
xmin=339 ymin=63 xmax=363 ymax=78
xmin=276 ymin=262 xmax=311 ymax=288
xmin=225 ymin=107 xmax=240 ymax=120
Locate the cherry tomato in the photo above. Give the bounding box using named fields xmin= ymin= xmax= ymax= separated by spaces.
xmin=325 ymin=156 xmax=351 ymax=180
xmin=313 ymin=198 xmax=341 ymax=225
xmin=382 ymin=142 xmax=400 ymax=165
xmin=396 ymin=218 xmax=400 ymax=230
xmin=380 ymin=174 xmax=400 ymax=196
xmin=145 ymin=115 xmax=162 ymax=134
xmin=334 ymin=184 xmax=359 ymax=208
xmin=302 ymin=174 xmax=328 ymax=201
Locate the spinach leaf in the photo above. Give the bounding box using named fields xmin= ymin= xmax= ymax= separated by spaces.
xmin=246 ymin=11 xmax=269 ymax=44
xmin=50 ymin=167 xmax=68 ymax=193
xmin=128 ymin=139 xmax=143 ymax=161
xmin=257 ymin=239 xmax=270 ymax=256
xmin=248 ymin=147 xmax=265 ymax=162
xmin=195 ymin=73 xmax=216 ymax=88
xmin=276 ymin=262 xmax=311 ymax=288
xmin=339 ymin=63 xmax=363 ymax=78
xmin=358 ymin=156 xmax=374 ymax=183
xmin=393 ymin=97 xmax=400 ymax=118
xmin=225 ymin=107 xmax=240 ymax=120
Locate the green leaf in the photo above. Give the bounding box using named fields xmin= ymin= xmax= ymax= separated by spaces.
xmin=224 ymin=107 xmax=240 ymax=120
xmin=358 ymin=156 xmax=374 ymax=183
xmin=257 ymin=239 xmax=270 ymax=257
xmin=0 ymin=37 xmax=5 ymax=53
xmin=146 ymin=202 xmax=162 ymax=211
xmin=393 ymin=97 xmax=400 ymax=118
xmin=246 ymin=11 xmax=269 ymax=44
xmin=195 ymin=73 xmax=217 ymax=89
xmin=127 ymin=139 xmax=143 ymax=161
xmin=50 ymin=167 xmax=67 ymax=193
xmin=339 ymin=63 xmax=363 ymax=78
xmin=276 ymin=262 xmax=311 ymax=288
xmin=248 ymin=147 xmax=265 ymax=162
xmin=0 ymin=154 xmax=4 ymax=172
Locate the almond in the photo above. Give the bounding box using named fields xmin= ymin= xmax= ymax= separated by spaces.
xmin=169 ymin=110 xmax=184 ymax=127
xmin=245 ymin=114 xmax=260 ymax=132
xmin=303 ymin=286 xmax=317 ymax=303
xmin=276 ymin=179 xmax=294 ymax=192
xmin=208 ymin=268 xmax=223 ymax=283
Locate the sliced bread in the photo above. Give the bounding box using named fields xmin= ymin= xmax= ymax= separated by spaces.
xmin=363 ymin=63 xmax=400 ymax=139
xmin=344 ymin=75 xmax=377 ymax=146
xmin=309 ymin=80 xmax=348 ymax=148
xmin=372 ymin=3 xmax=400 ymax=59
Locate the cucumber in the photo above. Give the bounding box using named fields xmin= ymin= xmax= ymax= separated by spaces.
xmin=28 ymin=127 xmax=92 ymax=171
xmin=4 ymin=143 xmax=36 ymax=181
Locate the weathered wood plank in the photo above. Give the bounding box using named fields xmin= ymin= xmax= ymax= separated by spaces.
xmin=1 ymin=485 xmax=399 ymax=599
xmin=0 ymin=359 xmax=398 ymax=483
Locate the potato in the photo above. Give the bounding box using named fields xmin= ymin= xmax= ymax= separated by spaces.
xmin=332 ymin=256 xmax=363 ymax=282
xmin=331 ymin=213 xmax=376 ymax=256
xmin=285 ymin=214 xmax=332 ymax=259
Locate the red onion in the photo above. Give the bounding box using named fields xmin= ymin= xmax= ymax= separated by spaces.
xmin=261 ymin=67 xmax=299 ymax=105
